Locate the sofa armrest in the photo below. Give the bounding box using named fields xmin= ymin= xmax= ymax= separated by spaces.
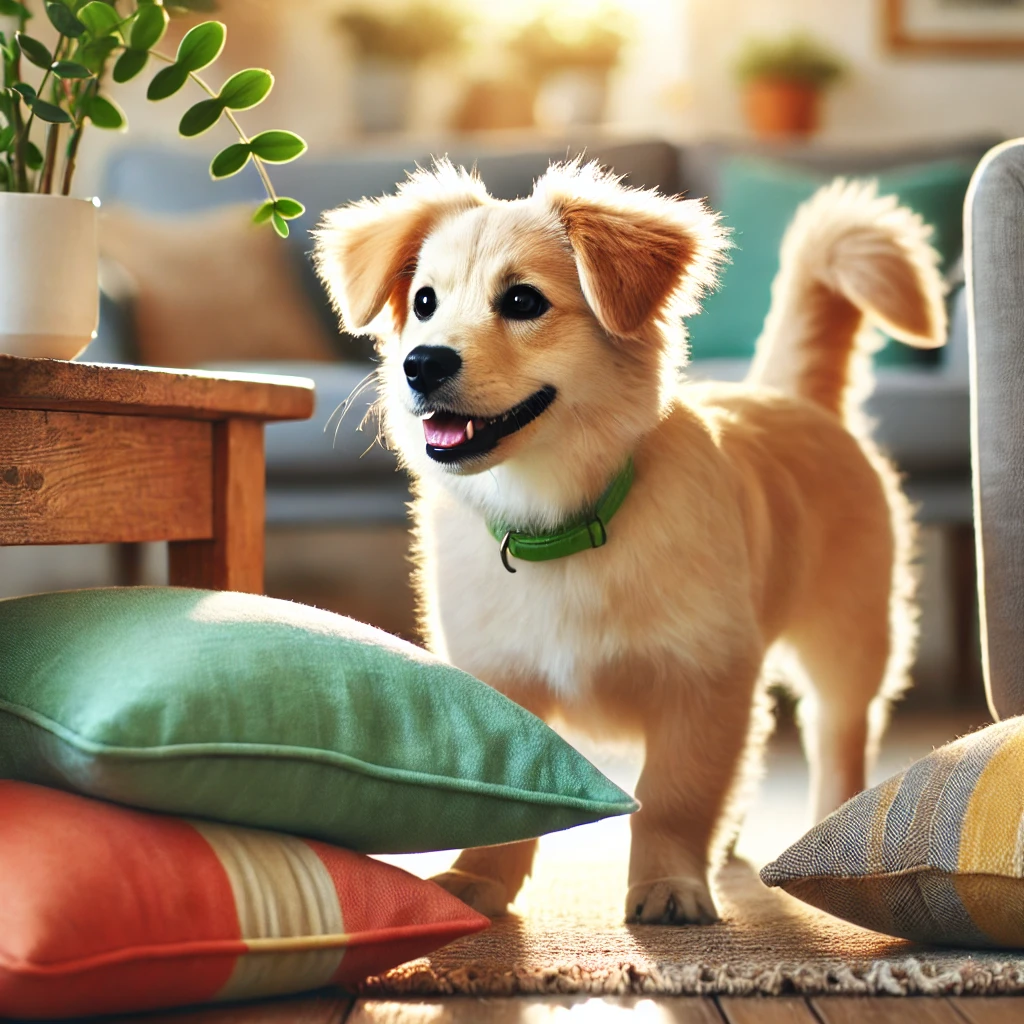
xmin=967 ymin=139 xmax=1024 ymax=720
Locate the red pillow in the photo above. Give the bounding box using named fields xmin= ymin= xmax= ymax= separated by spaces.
xmin=0 ymin=782 xmax=487 ymax=1019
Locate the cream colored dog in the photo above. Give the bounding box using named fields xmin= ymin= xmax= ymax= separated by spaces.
xmin=315 ymin=161 xmax=945 ymax=925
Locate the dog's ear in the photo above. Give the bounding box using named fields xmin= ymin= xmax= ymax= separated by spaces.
xmin=314 ymin=161 xmax=489 ymax=333
xmin=535 ymin=161 xmax=727 ymax=339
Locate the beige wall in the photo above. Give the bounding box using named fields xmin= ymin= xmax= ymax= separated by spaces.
xmin=687 ymin=0 xmax=1024 ymax=143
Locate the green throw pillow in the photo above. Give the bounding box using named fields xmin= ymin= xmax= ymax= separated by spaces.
xmin=762 ymin=717 xmax=1024 ymax=948
xmin=688 ymin=155 xmax=975 ymax=365
xmin=0 ymin=587 xmax=636 ymax=853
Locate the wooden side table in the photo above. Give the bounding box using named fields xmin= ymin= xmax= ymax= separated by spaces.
xmin=0 ymin=357 xmax=314 ymax=595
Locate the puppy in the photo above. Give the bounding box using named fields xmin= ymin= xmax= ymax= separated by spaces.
xmin=315 ymin=161 xmax=946 ymax=925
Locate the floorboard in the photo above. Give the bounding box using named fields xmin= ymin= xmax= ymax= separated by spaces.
xmin=812 ymin=997 xmax=963 ymax=1024
xmin=948 ymin=997 xmax=1024 ymax=1023
xmin=718 ymin=997 xmax=820 ymax=1023
xmin=347 ymin=997 xmax=726 ymax=1022
xmin=116 ymin=992 xmax=352 ymax=1024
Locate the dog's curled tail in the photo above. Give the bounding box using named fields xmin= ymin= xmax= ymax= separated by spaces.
xmin=746 ymin=178 xmax=946 ymax=425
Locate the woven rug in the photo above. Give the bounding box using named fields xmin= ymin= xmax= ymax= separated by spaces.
xmin=368 ymin=844 xmax=1024 ymax=998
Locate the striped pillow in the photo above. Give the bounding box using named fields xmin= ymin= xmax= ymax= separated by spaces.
xmin=0 ymin=782 xmax=487 ymax=1019
xmin=761 ymin=717 xmax=1024 ymax=947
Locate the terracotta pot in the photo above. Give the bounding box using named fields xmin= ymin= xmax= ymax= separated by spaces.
xmin=744 ymin=78 xmax=822 ymax=139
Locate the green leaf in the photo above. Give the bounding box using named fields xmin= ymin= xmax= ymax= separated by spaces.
xmin=175 ymin=20 xmax=225 ymax=72
xmin=15 ymin=33 xmax=54 ymax=70
xmin=0 ymin=125 xmax=13 ymax=151
xmin=210 ymin=142 xmax=251 ymax=179
xmin=113 ymin=47 xmax=147 ymax=83
xmin=45 ymin=2 xmax=86 ymax=38
xmin=252 ymin=199 xmax=274 ymax=225
xmin=85 ymin=93 xmax=125 ymax=129
xmin=130 ymin=4 xmax=167 ymax=50
xmin=178 ymin=97 xmax=222 ymax=137
xmin=77 ymin=1 xmax=122 ymax=38
xmin=274 ymin=197 xmax=305 ymax=219
xmin=31 ymin=97 xmax=72 ymax=124
xmin=146 ymin=62 xmax=189 ymax=101
xmin=0 ymin=0 xmax=30 ymax=18
xmin=52 ymin=60 xmax=93 ymax=79
xmin=0 ymin=161 xmax=10 ymax=190
xmin=25 ymin=140 xmax=43 ymax=171
xmin=77 ymin=36 xmax=119 ymax=72
xmin=271 ymin=211 xmax=289 ymax=238
xmin=12 ymin=82 xmax=37 ymax=104
xmin=249 ymin=129 xmax=307 ymax=164
xmin=218 ymin=68 xmax=272 ymax=110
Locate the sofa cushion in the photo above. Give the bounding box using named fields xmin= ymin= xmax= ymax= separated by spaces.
xmin=0 ymin=781 xmax=487 ymax=1019
xmin=0 ymin=587 xmax=636 ymax=855
xmin=686 ymin=154 xmax=977 ymax=363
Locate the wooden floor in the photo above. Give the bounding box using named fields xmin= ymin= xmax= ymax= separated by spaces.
xmin=136 ymin=993 xmax=1024 ymax=1023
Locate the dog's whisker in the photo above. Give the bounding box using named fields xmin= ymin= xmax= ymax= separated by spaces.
xmin=323 ymin=369 xmax=377 ymax=435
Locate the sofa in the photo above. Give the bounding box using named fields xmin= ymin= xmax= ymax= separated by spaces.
xmin=88 ymin=133 xmax=998 ymax=529
xmin=967 ymin=138 xmax=1024 ymax=720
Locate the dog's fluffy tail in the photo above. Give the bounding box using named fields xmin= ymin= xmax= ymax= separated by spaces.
xmin=746 ymin=178 xmax=946 ymax=427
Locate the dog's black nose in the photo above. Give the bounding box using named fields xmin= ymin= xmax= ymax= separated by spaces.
xmin=403 ymin=346 xmax=462 ymax=395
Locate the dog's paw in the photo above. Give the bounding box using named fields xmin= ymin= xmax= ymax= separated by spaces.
xmin=430 ymin=869 xmax=513 ymax=918
xmin=625 ymin=876 xmax=720 ymax=925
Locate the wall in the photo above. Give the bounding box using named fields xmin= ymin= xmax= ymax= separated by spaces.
xmin=687 ymin=0 xmax=1024 ymax=144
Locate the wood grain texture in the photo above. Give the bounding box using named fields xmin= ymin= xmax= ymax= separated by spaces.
xmin=812 ymin=997 xmax=964 ymax=1024
xmin=0 ymin=356 xmax=314 ymax=422
xmin=169 ymin=419 xmax=265 ymax=593
xmin=105 ymin=992 xmax=352 ymax=1023
xmin=349 ymin=997 xmax=725 ymax=1022
xmin=0 ymin=408 xmax=213 ymax=545
xmin=950 ymin=998 xmax=1024 ymax=1023
xmin=720 ymin=997 xmax=819 ymax=1023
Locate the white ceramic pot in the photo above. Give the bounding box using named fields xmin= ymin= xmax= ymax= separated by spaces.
xmin=0 ymin=193 xmax=99 ymax=361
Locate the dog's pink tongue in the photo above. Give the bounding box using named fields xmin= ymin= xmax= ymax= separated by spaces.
xmin=423 ymin=414 xmax=468 ymax=448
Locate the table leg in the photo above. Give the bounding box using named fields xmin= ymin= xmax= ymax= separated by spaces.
xmin=169 ymin=419 xmax=265 ymax=593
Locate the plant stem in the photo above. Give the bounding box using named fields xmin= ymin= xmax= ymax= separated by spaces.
xmin=37 ymin=122 xmax=59 ymax=194
xmin=148 ymin=47 xmax=279 ymax=203
xmin=16 ymin=36 xmax=63 ymax=182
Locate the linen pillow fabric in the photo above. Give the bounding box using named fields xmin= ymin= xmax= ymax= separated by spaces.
xmin=0 ymin=587 xmax=637 ymax=853
xmin=0 ymin=781 xmax=488 ymax=1019
xmin=687 ymin=155 xmax=976 ymax=364
xmin=761 ymin=717 xmax=1024 ymax=947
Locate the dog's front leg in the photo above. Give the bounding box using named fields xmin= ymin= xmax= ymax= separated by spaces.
xmin=431 ymin=838 xmax=538 ymax=917
xmin=626 ymin=660 xmax=760 ymax=925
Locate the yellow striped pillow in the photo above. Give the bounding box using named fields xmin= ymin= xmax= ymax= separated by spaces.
xmin=761 ymin=717 xmax=1024 ymax=947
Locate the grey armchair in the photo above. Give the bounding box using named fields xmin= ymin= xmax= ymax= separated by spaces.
xmin=967 ymin=139 xmax=1024 ymax=720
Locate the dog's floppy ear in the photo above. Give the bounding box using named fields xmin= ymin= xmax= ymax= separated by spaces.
xmin=314 ymin=160 xmax=489 ymax=333
xmin=535 ymin=161 xmax=727 ymax=339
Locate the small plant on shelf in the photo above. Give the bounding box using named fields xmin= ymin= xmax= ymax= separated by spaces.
xmin=0 ymin=0 xmax=307 ymax=236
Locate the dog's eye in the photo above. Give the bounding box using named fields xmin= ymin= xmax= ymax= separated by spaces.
xmin=414 ymin=287 xmax=437 ymax=321
xmin=499 ymin=284 xmax=549 ymax=321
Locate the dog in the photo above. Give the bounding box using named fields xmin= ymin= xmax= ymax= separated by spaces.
xmin=314 ymin=160 xmax=946 ymax=925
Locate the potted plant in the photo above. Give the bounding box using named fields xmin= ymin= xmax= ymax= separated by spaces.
xmin=508 ymin=4 xmax=629 ymax=129
xmin=336 ymin=2 xmax=467 ymax=135
xmin=0 ymin=0 xmax=307 ymax=361
xmin=733 ymin=33 xmax=846 ymax=139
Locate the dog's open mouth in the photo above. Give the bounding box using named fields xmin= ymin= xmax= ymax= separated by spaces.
xmin=421 ymin=385 xmax=557 ymax=464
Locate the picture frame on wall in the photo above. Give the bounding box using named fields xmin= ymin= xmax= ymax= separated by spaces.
xmin=885 ymin=0 xmax=1024 ymax=55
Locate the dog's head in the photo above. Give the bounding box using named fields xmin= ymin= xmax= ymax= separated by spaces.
xmin=315 ymin=159 xmax=725 ymax=528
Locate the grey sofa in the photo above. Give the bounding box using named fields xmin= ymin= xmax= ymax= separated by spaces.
xmin=90 ymin=134 xmax=997 ymax=527
xmin=967 ymin=138 xmax=1024 ymax=720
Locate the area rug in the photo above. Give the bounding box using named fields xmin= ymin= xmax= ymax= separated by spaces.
xmin=364 ymin=854 xmax=1024 ymax=998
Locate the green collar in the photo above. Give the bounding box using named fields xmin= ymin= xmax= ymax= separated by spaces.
xmin=487 ymin=459 xmax=635 ymax=573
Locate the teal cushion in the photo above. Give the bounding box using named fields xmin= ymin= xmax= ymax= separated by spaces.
xmin=0 ymin=587 xmax=636 ymax=853
xmin=688 ymin=155 xmax=975 ymax=365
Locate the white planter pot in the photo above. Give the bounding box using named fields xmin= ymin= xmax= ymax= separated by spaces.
xmin=351 ymin=59 xmax=415 ymax=135
xmin=0 ymin=193 xmax=99 ymax=361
